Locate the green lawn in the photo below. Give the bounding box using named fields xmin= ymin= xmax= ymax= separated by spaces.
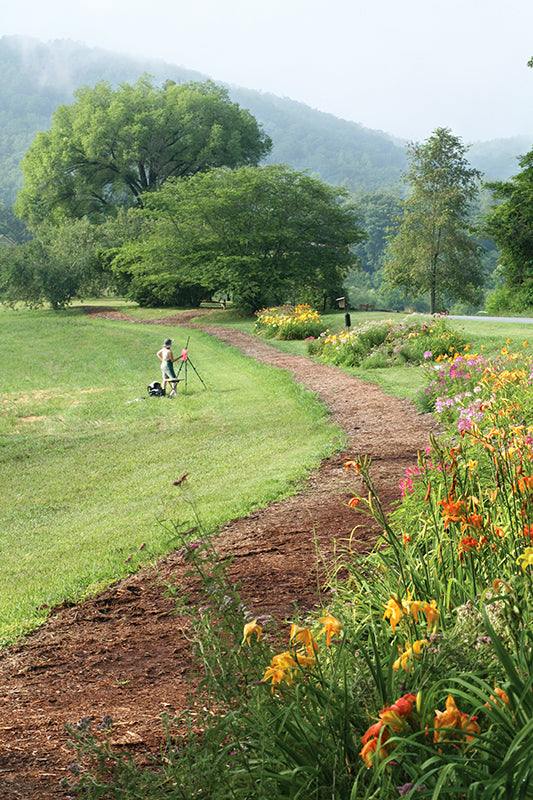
xmin=0 ymin=306 xmax=344 ymax=644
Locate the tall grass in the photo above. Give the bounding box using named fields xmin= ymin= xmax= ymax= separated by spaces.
xmin=0 ymin=307 xmax=344 ymax=643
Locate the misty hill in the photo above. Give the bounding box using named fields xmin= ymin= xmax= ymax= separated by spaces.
xmin=0 ymin=35 xmax=531 ymax=207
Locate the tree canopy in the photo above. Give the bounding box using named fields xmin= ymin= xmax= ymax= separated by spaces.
xmin=14 ymin=76 xmax=272 ymax=228
xmin=484 ymin=150 xmax=533 ymax=309
xmin=384 ymin=128 xmax=484 ymax=313
xmin=112 ymin=165 xmax=364 ymax=311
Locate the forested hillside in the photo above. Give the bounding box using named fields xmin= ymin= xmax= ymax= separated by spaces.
xmin=2 ymin=35 xmax=530 ymax=209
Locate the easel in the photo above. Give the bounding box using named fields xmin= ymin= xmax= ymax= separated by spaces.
xmin=175 ymin=336 xmax=207 ymax=392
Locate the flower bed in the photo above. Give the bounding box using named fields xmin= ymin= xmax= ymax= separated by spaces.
xmin=67 ymin=343 xmax=533 ymax=800
xmin=308 ymin=315 xmax=467 ymax=368
xmin=254 ymin=303 xmax=326 ymax=340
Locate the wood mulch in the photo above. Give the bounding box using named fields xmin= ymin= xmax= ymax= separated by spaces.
xmin=0 ymin=309 xmax=440 ymax=799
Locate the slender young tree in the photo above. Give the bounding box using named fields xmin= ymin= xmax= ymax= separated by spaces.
xmin=384 ymin=127 xmax=484 ymax=313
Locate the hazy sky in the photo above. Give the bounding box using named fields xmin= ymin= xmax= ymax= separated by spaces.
xmin=3 ymin=0 xmax=533 ymax=142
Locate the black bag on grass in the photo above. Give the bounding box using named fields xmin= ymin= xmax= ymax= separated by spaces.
xmin=148 ymin=381 xmax=165 ymax=397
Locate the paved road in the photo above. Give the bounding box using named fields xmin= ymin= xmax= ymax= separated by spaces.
xmin=449 ymin=315 xmax=533 ymax=324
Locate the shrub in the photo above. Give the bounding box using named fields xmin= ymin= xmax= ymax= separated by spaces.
xmin=254 ymin=304 xmax=326 ymax=340
xmin=310 ymin=315 xmax=467 ymax=369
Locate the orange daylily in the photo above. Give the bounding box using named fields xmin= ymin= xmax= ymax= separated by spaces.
xmin=433 ymin=695 xmax=481 ymax=745
xmin=521 ymin=525 xmax=533 ymax=541
xmin=517 ymin=475 xmax=533 ymax=493
xmin=485 ymin=687 xmax=510 ymax=708
xmin=360 ymin=693 xmax=418 ymax=767
xmin=439 ymin=495 xmax=466 ymax=527
xmin=317 ymin=613 xmax=343 ymax=646
xmin=423 ymin=599 xmax=440 ymax=633
xmin=379 ymin=693 xmax=418 ymax=731
xmin=343 ymin=458 xmax=362 ymax=474
xmin=360 ymin=721 xmax=390 ymax=767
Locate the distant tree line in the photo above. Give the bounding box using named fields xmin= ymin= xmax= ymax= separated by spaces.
xmin=0 ymin=78 xmax=364 ymax=311
xmin=3 ymin=51 xmax=533 ymax=314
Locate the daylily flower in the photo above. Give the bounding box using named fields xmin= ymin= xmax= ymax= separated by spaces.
xmin=360 ymin=721 xmax=390 ymax=767
xmin=393 ymin=639 xmax=428 ymax=671
xmin=485 ymin=687 xmax=510 ymax=708
xmin=521 ymin=525 xmax=533 ymax=541
xmin=423 ymin=599 xmax=440 ymax=633
xmin=433 ymin=694 xmax=481 ymax=745
xmin=360 ymin=692 xmax=418 ymax=767
xmin=439 ymin=495 xmax=466 ymax=527
xmin=242 ymin=619 xmax=263 ymax=645
xmin=404 ymin=598 xmax=425 ymax=624
xmin=262 ymin=652 xmax=298 ymax=691
xmin=383 ymin=596 xmax=404 ymax=633
xmin=517 ymin=547 xmax=533 ymax=571
xmin=517 ymin=475 xmax=533 ymax=493
xmin=317 ymin=613 xmax=343 ymax=646
xmin=379 ymin=693 xmax=417 ymax=731
xmin=458 ymin=535 xmax=480 ymax=559
xmin=343 ymin=458 xmax=362 ymax=474
xmin=347 ymin=496 xmax=361 ymax=508
xmin=290 ymin=624 xmax=319 ymax=655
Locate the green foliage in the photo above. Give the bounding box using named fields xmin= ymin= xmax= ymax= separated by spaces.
xmin=485 ymin=150 xmax=533 ymax=312
xmin=0 ymin=35 xmax=529 ymax=215
xmin=0 ymin=217 xmax=122 ymax=308
xmin=309 ymin=315 xmax=466 ymax=368
xmin=0 ymin=201 xmax=30 ymax=244
xmin=115 ymin=165 xmax=364 ymax=310
xmin=351 ymin=190 xmax=402 ymax=274
xmin=384 ymin=128 xmax=485 ymax=314
xmin=14 ymin=75 xmax=271 ymax=228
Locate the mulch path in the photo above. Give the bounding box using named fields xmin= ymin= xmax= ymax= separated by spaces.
xmin=0 ymin=309 xmax=440 ymax=799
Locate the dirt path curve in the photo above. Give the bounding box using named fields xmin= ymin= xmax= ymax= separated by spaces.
xmin=0 ymin=310 xmax=440 ymax=799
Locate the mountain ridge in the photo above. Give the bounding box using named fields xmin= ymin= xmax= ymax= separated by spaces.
xmin=0 ymin=35 xmax=531 ymax=207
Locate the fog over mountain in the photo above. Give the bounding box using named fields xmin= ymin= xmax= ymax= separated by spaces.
xmin=0 ymin=36 xmax=531 ymax=207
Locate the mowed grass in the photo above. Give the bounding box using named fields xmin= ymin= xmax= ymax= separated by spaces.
xmin=0 ymin=307 xmax=344 ymax=644
xmin=195 ymin=308 xmax=533 ymax=398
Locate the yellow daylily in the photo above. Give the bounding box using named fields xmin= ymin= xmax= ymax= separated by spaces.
xmin=424 ymin=599 xmax=440 ymax=634
xmin=290 ymin=624 xmax=319 ymax=655
xmin=393 ymin=639 xmax=429 ymax=671
xmin=383 ymin=596 xmax=404 ymax=633
xmin=517 ymin=547 xmax=533 ymax=571
xmin=242 ymin=619 xmax=263 ymax=645
xmin=263 ymin=652 xmax=298 ymax=691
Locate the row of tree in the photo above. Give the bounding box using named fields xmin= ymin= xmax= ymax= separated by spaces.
xmin=0 ymin=74 xmax=531 ymax=314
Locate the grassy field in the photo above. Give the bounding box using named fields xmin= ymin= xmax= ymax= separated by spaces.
xmin=0 ymin=306 xmax=344 ymax=644
xmin=3 ymin=301 xmax=532 ymax=645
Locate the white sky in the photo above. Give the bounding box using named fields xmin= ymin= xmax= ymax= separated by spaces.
xmin=3 ymin=0 xmax=533 ymax=142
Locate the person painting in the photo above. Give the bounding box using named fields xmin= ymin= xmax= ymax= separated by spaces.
xmin=156 ymin=338 xmax=179 ymax=396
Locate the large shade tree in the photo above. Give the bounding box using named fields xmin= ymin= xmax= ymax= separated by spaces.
xmin=384 ymin=127 xmax=484 ymax=313
xmin=14 ymin=77 xmax=272 ymax=228
xmin=113 ymin=165 xmax=364 ymax=310
xmin=484 ymin=151 xmax=533 ymax=310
